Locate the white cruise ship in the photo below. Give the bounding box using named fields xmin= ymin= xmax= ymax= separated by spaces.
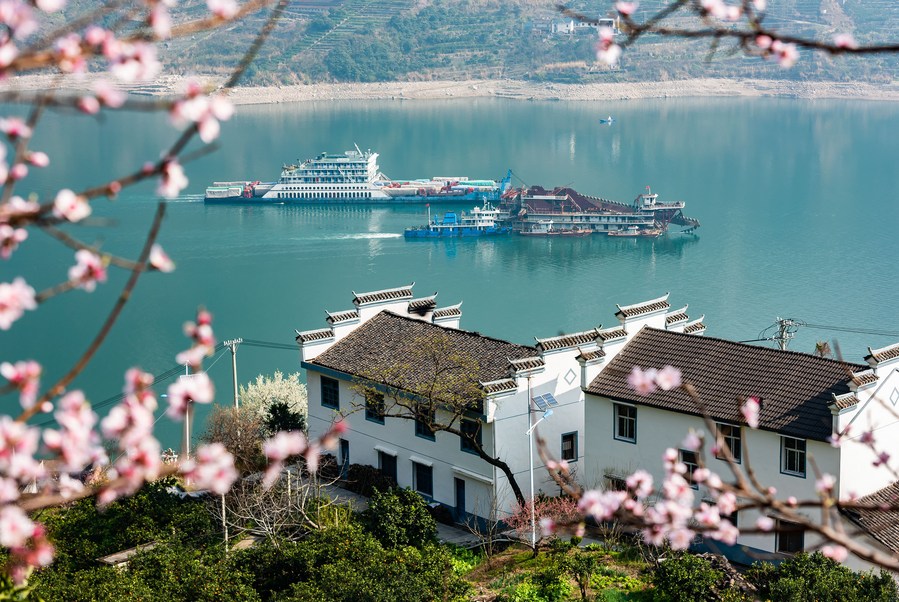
xmin=204 ymin=147 xmax=510 ymax=205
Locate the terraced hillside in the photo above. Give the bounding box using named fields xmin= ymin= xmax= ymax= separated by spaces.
xmin=38 ymin=0 xmax=899 ymax=84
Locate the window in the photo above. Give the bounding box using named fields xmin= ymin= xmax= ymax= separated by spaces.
xmin=679 ymin=449 xmax=699 ymax=489
xmin=413 ymin=462 xmax=433 ymax=497
xmin=605 ymin=475 xmax=627 ymax=492
xmin=781 ymin=436 xmax=806 ymax=477
xmin=561 ymin=432 xmax=578 ymax=462
xmin=460 ymin=418 xmax=482 ymax=454
xmin=365 ymin=391 xmax=385 ymax=424
xmin=614 ymin=404 xmax=636 ymax=443
xmin=716 ymin=423 xmax=742 ymax=463
xmin=378 ymin=451 xmax=397 ymax=484
xmin=776 ymin=519 xmax=805 ymax=554
xmin=415 ymin=405 xmax=436 ymax=440
xmin=321 ymin=376 xmax=339 ymax=410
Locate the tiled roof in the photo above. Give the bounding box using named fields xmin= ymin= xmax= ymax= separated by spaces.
xmin=596 ymin=327 xmax=628 ymax=342
xmin=843 ymin=482 xmax=899 ymax=554
xmin=851 ymin=370 xmax=877 ymax=387
xmin=296 ymin=328 xmax=334 ymax=343
xmin=307 ymin=312 xmax=536 ymax=399
xmin=615 ymin=294 xmax=671 ymax=319
xmin=683 ymin=319 xmax=706 ymax=334
xmin=326 ymin=310 xmax=359 ymax=325
xmin=830 ymin=393 xmax=860 ymax=411
xmin=585 ymin=328 xmax=867 ymax=441
xmin=352 ymin=284 xmax=414 ymax=306
xmin=866 ymin=342 xmax=899 ymax=364
xmin=577 ymin=348 xmax=606 ymax=362
xmin=509 ymin=356 xmax=546 ymax=372
xmin=666 ymin=306 xmax=689 ymax=325
xmin=433 ymin=304 xmax=462 ymax=319
xmin=537 ymin=329 xmax=599 ymax=351
xmin=408 ymin=295 xmax=438 ymax=315
xmin=482 ymin=379 xmax=518 ymax=395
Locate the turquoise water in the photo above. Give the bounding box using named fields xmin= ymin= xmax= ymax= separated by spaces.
xmin=3 ymin=97 xmax=898 ymax=447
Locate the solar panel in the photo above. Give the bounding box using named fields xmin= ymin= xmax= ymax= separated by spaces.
xmin=532 ymin=393 xmax=559 ymax=411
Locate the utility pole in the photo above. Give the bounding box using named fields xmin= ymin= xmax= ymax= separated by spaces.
xmin=774 ymin=318 xmax=804 ymax=351
xmin=180 ymin=364 xmax=192 ymax=459
xmin=224 ymin=338 xmax=243 ymax=409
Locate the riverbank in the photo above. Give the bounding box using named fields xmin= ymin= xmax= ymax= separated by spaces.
xmin=6 ymin=74 xmax=899 ymax=103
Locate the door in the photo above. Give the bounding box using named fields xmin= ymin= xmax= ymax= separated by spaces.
xmin=454 ymin=477 xmax=466 ymax=522
xmin=339 ymin=439 xmax=350 ymax=479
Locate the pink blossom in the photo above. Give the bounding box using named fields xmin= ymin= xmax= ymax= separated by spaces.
xmin=578 ymin=489 xmax=625 ymax=521
xmin=756 ymin=516 xmax=775 ymax=531
xmin=771 ymin=40 xmax=799 ymax=67
xmin=207 ymin=0 xmax=239 ymax=19
xmin=100 ymin=437 xmax=163 ymax=504
xmin=108 ymin=41 xmax=161 ymax=83
xmin=655 ymin=365 xmax=682 ymax=391
xmin=0 ymin=40 xmax=18 ymax=68
xmin=695 ymin=503 xmax=721 ymax=528
xmin=0 ymin=224 xmax=27 ymax=259
xmin=149 ymin=243 xmax=175 ymax=272
xmin=787 ymin=496 xmax=798 ymax=506
xmin=84 ymin=26 xmax=110 ymax=47
xmin=0 ymin=416 xmax=42 ymax=481
xmin=752 ymin=0 xmax=766 ymax=10
xmin=0 ymin=505 xmax=34 ymax=548
xmin=25 ymin=151 xmax=49 ymax=167
xmin=52 ymin=189 xmax=91 ymax=222
xmin=741 ymin=396 xmax=760 ymax=428
xmin=1 ymin=359 xmax=41 ymax=408
xmin=165 ymin=373 xmax=214 ymax=419
xmin=667 ymin=527 xmax=694 ymax=550
xmin=821 ymin=545 xmax=848 ymax=563
xmin=539 ymin=517 xmax=556 ymax=537
xmin=716 ymin=492 xmax=737 ymax=515
xmin=700 ymin=0 xmax=726 ymax=18
xmin=681 ymin=429 xmax=702 ymax=452
xmin=816 ymin=473 xmax=835 ymax=494
xmin=834 ymin=34 xmax=857 ymax=49
xmin=262 ymin=430 xmax=309 ymax=488
xmin=68 ymin=249 xmax=107 ymax=292
xmin=94 ymin=80 xmax=126 ymax=108
xmin=77 ymin=96 xmax=101 ymax=115
xmin=43 ymin=390 xmax=105 ymax=472
xmin=627 ymin=365 xmax=658 ymax=395
xmin=710 ymin=519 xmax=739 ymax=545
xmin=0 ymin=196 xmax=39 ymax=223
xmin=157 ymin=159 xmax=188 ymax=198
xmin=0 ymin=1 xmax=37 ymax=39
xmin=0 ymin=277 xmax=37 ymax=329
xmin=181 ymin=443 xmax=237 ymax=495
xmin=626 ymin=469 xmax=653 ymax=498
xmin=873 ymin=451 xmax=891 ymax=467
xmin=615 ymin=1 xmax=638 ymax=16
xmin=170 ymin=86 xmax=234 ymax=144
xmin=149 ymin=4 xmax=172 ymax=38
xmin=755 ymin=35 xmax=773 ymax=50
xmin=36 ymin=0 xmax=66 ymax=12
xmin=55 ymin=33 xmax=85 ymax=73
xmin=860 ymin=429 xmax=875 ymax=445
xmin=595 ymin=26 xmax=621 ymax=67
xmin=0 ymin=118 xmax=30 ymax=140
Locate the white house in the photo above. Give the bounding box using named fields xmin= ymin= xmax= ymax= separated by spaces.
xmin=582 ymin=303 xmax=899 ymax=569
xmin=297 ymin=285 xmax=703 ymax=523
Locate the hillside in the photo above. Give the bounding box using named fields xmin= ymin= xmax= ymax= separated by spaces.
xmin=37 ymin=0 xmax=899 ymax=85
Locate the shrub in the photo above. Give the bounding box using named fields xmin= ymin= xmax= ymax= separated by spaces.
xmin=345 ymin=463 xmax=397 ymax=497
xmin=362 ymin=488 xmax=437 ymax=549
xmin=652 ymin=553 xmax=724 ymax=602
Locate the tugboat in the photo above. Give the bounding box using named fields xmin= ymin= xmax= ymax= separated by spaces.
xmin=404 ymin=203 xmax=512 ymax=238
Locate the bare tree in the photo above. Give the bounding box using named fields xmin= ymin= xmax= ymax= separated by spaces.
xmin=353 ymin=331 xmax=527 ymax=505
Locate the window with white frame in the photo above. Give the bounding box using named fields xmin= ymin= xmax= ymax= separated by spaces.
xmin=716 ymin=423 xmax=742 ymax=463
xmin=781 ymin=436 xmax=806 ymax=477
xmin=561 ymin=432 xmax=577 ymax=462
xmin=614 ymin=403 xmax=636 ymax=443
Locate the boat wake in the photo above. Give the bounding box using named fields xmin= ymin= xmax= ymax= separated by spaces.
xmin=319 ymin=233 xmax=403 ymax=240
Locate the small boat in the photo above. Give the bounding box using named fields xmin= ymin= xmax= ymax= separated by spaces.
xmin=519 ymin=220 xmax=560 ymax=236
xmin=404 ymin=202 xmax=511 ymax=238
xmin=608 ymin=226 xmax=663 ymax=238
xmin=599 ymin=116 xmax=614 ymax=125
xmin=559 ymin=227 xmax=592 ymax=237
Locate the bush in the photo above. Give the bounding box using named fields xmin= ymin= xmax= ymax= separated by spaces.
xmin=747 ymin=552 xmax=899 ymax=602
xmin=652 ymin=553 xmax=725 ymax=602
xmin=362 ymin=488 xmax=437 ymax=549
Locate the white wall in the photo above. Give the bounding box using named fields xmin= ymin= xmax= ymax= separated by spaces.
xmin=584 ymin=394 xmax=841 ymax=554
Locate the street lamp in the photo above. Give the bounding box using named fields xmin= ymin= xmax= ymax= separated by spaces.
xmin=525 ymin=390 xmax=558 ymax=549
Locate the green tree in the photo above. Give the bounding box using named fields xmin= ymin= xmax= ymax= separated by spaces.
xmin=240 ymin=371 xmax=308 ymax=429
xmin=652 ymin=552 xmax=728 ymax=602
xmin=362 ymin=488 xmax=437 ymax=549
xmin=265 ymin=400 xmax=306 ymax=435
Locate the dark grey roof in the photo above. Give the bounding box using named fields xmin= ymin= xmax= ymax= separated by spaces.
xmin=307 ymin=312 xmax=535 ymax=397
xmin=585 ymin=328 xmax=867 ymax=441
xmin=433 ymin=305 xmax=462 ymax=319
xmin=482 ymin=379 xmax=518 ymax=394
xmin=666 ymin=311 xmax=689 ymax=325
xmin=597 ymin=327 xmax=628 ymax=341
xmin=408 ymin=295 xmax=438 ymax=314
xmin=577 ymin=348 xmax=606 ymax=362
xmin=844 ymin=482 xmax=899 ymax=554
xmin=537 ymin=329 xmax=600 ymax=352
xmin=615 ymin=295 xmax=670 ymax=319
xmin=326 ymin=310 xmax=359 ymax=325
xmin=866 ymin=343 xmax=899 ymax=364
xmin=352 ymin=284 xmax=414 ymax=306
xmin=851 ymin=370 xmax=877 ymax=387
xmin=296 ymin=328 xmax=334 ymax=343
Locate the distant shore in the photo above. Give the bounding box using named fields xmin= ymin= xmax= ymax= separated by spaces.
xmin=8 ymin=74 xmax=899 ymax=103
